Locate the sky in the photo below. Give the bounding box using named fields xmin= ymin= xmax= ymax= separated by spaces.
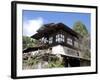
xmin=23 ymin=10 xmax=91 ymax=36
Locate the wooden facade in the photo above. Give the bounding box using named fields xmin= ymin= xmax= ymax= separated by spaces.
xmin=31 ymin=23 xmax=82 ymax=51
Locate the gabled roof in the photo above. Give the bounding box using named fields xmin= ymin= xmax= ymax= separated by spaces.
xmin=31 ymin=23 xmax=82 ymax=39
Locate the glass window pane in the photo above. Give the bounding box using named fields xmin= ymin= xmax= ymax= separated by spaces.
xmin=67 ymin=38 xmax=72 ymax=45
xmin=74 ymin=41 xmax=78 ymax=48
xmin=49 ymin=37 xmax=53 ymax=44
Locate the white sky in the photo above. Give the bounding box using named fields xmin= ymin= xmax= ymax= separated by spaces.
xmin=23 ymin=17 xmax=44 ymax=36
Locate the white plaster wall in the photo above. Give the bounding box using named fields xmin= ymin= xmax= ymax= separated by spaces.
xmin=52 ymin=45 xmax=81 ymax=58
xmin=52 ymin=45 xmax=65 ymax=55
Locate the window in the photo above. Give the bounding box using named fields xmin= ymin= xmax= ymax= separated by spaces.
xmin=56 ymin=34 xmax=65 ymax=43
xmin=74 ymin=41 xmax=78 ymax=48
xmin=41 ymin=37 xmax=48 ymax=43
xmin=44 ymin=38 xmax=48 ymax=43
xmin=67 ymin=38 xmax=72 ymax=45
xmin=49 ymin=37 xmax=53 ymax=44
xmin=74 ymin=37 xmax=78 ymax=48
xmin=39 ymin=37 xmax=44 ymax=43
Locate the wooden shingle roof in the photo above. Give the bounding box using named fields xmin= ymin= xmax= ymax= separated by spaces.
xmin=31 ymin=23 xmax=82 ymax=39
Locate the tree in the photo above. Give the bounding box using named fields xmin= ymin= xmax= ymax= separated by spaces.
xmin=23 ymin=36 xmax=38 ymax=50
xmin=73 ymin=21 xmax=88 ymax=36
xmin=81 ymin=34 xmax=91 ymax=59
xmin=73 ymin=21 xmax=91 ymax=59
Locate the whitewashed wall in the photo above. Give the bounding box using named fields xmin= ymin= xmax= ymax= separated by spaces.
xmin=52 ymin=45 xmax=81 ymax=58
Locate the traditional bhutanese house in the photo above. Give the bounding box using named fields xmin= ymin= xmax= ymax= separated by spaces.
xmin=24 ymin=23 xmax=90 ymax=67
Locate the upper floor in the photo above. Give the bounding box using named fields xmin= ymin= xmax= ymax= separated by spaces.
xmin=31 ymin=23 xmax=83 ymax=51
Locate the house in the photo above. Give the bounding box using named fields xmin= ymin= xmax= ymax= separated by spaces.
xmin=23 ymin=23 xmax=90 ymax=67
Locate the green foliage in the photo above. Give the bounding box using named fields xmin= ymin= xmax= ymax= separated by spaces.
xmin=73 ymin=21 xmax=88 ymax=36
xmin=73 ymin=21 xmax=91 ymax=59
xmin=83 ymin=48 xmax=91 ymax=59
xmin=23 ymin=53 xmax=64 ymax=69
xmin=82 ymin=35 xmax=91 ymax=59
xmin=48 ymin=60 xmax=64 ymax=68
xmin=23 ymin=36 xmax=37 ymax=50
